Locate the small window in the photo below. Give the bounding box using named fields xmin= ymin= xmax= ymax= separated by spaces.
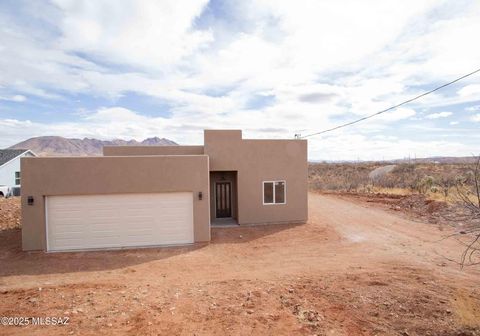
xmin=264 ymin=182 xmax=274 ymax=204
xmin=275 ymin=181 xmax=285 ymax=203
xmin=15 ymin=171 xmax=20 ymax=185
xmin=263 ymin=180 xmax=286 ymax=205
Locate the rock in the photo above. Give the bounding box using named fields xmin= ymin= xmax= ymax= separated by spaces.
xmin=244 ymin=301 xmax=255 ymax=308
xmin=246 ymin=309 xmax=254 ymax=314
xmin=252 ymin=290 xmax=261 ymax=297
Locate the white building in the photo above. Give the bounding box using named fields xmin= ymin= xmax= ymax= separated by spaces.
xmin=0 ymin=149 xmax=36 ymax=191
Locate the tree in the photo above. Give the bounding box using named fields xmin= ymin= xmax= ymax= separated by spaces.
xmin=453 ymin=156 xmax=480 ymax=267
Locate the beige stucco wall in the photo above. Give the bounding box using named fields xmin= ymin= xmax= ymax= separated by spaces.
xmin=21 ymin=155 xmax=210 ymax=251
xmin=103 ymin=145 xmax=204 ymax=156
xmin=204 ymin=130 xmax=308 ymax=225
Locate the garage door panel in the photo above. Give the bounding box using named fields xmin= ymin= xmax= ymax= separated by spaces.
xmin=46 ymin=192 xmax=194 ymax=251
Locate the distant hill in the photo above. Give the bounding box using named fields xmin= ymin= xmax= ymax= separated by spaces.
xmin=310 ymin=156 xmax=477 ymax=164
xmin=390 ymin=156 xmax=478 ymax=164
xmin=9 ymin=136 xmax=177 ymax=156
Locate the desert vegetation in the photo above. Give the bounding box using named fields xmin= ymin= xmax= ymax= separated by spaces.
xmin=309 ymin=161 xmax=473 ymax=201
xmin=451 ymin=157 xmax=480 ymax=267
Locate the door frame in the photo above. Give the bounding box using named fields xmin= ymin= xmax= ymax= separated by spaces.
xmin=214 ymin=181 xmax=232 ymax=218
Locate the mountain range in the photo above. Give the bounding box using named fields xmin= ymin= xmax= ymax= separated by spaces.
xmin=9 ymin=136 xmax=177 ymax=156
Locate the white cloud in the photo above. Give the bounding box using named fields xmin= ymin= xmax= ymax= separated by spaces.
xmin=0 ymin=108 xmax=179 ymax=147
xmin=472 ymin=114 xmax=480 ymax=122
xmin=53 ymin=0 xmax=212 ymax=69
xmin=377 ymin=108 xmax=416 ymax=121
xmin=466 ymin=105 xmax=480 ymax=112
xmin=458 ymin=84 xmax=480 ymax=97
xmin=1 ymin=1 xmax=480 ymax=159
xmin=449 ymin=121 xmax=459 ymax=125
xmin=0 ymin=94 xmax=26 ymax=102
xmin=1 ymin=105 xmax=478 ymax=161
xmin=425 ymin=111 xmax=452 ymax=119
xmin=308 ymin=132 xmax=479 ymax=161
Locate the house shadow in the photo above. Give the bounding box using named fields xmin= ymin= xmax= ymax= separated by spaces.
xmin=0 ymin=222 xmax=306 ymax=277
xmin=0 ymin=228 xmax=206 ymax=277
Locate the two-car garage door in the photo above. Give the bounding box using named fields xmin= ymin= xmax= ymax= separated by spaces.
xmin=46 ymin=192 xmax=194 ymax=252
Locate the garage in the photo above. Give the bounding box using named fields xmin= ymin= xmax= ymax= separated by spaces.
xmin=46 ymin=192 xmax=194 ymax=252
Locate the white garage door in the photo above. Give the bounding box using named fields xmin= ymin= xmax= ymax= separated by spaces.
xmin=46 ymin=192 xmax=194 ymax=252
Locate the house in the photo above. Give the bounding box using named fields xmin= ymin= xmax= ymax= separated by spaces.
xmin=0 ymin=149 xmax=36 ymax=196
xmin=21 ymin=130 xmax=308 ymax=251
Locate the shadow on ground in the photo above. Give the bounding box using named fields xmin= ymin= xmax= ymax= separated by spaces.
xmin=0 ymin=222 xmax=304 ymax=277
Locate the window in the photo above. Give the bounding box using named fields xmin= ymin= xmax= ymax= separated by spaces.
xmin=263 ymin=181 xmax=286 ymax=205
xmin=15 ymin=171 xmax=20 ymax=185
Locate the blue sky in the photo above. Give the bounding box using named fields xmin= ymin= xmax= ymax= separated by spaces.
xmin=0 ymin=0 xmax=479 ymax=160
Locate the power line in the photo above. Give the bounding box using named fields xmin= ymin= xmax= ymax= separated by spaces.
xmin=299 ymin=67 xmax=480 ymax=139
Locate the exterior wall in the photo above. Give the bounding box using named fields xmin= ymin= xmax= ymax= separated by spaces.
xmin=0 ymin=151 xmax=35 ymax=187
xmin=204 ymin=130 xmax=308 ymax=225
xmin=21 ymin=155 xmax=210 ymax=251
xmin=103 ymin=145 xmax=204 ymax=156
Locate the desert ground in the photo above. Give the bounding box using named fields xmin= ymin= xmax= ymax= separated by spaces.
xmin=0 ymin=193 xmax=479 ymax=335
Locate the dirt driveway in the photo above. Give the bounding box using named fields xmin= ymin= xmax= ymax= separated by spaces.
xmin=0 ymin=193 xmax=479 ymax=335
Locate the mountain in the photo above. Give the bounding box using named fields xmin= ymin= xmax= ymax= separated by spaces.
xmin=310 ymin=156 xmax=478 ymax=164
xmin=9 ymin=136 xmax=178 ymax=156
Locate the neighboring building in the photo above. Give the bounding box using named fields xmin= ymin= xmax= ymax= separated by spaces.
xmin=0 ymin=149 xmax=36 ymax=195
xmin=21 ymin=130 xmax=308 ymax=252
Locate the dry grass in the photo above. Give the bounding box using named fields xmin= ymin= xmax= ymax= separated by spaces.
xmin=309 ymin=162 xmax=474 ymax=203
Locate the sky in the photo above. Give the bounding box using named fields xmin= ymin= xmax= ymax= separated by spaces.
xmin=0 ymin=0 xmax=479 ymax=161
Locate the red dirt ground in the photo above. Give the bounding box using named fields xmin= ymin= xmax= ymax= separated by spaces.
xmin=0 ymin=193 xmax=479 ymax=335
xmin=0 ymin=196 xmax=20 ymax=231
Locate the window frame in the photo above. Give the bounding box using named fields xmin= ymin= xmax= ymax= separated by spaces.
xmin=15 ymin=171 xmax=20 ymax=186
xmin=262 ymin=180 xmax=286 ymax=205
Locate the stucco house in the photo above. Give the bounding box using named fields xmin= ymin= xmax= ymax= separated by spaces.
xmin=21 ymin=130 xmax=308 ymax=252
xmin=0 ymin=149 xmax=36 ymax=196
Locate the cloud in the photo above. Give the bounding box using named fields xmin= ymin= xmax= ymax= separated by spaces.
xmin=298 ymin=92 xmax=336 ymax=104
xmin=449 ymin=121 xmax=459 ymax=125
xmin=472 ymin=114 xmax=480 ymax=122
xmin=308 ymin=132 xmax=479 ymax=161
xmin=458 ymin=84 xmax=480 ymax=97
xmin=0 ymin=1 xmax=480 ymax=159
xmin=0 ymin=94 xmax=26 ymax=102
xmin=466 ymin=105 xmax=480 ymax=112
xmin=0 ymin=107 xmax=178 ymax=147
xmin=377 ymin=108 xmax=416 ymax=121
xmin=53 ymin=0 xmax=212 ymax=69
xmin=425 ymin=111 xmax=452 ymax=119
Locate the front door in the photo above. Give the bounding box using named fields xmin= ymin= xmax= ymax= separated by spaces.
xmin=215 ymin=182 xmax=232 ymax=218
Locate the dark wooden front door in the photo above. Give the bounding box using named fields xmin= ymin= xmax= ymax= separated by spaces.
xmin=215 ymin=182 xmax=232 ymax=218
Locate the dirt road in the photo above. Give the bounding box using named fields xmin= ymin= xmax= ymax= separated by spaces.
xmin=0 ymin=193 xmax=479 ymax=335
